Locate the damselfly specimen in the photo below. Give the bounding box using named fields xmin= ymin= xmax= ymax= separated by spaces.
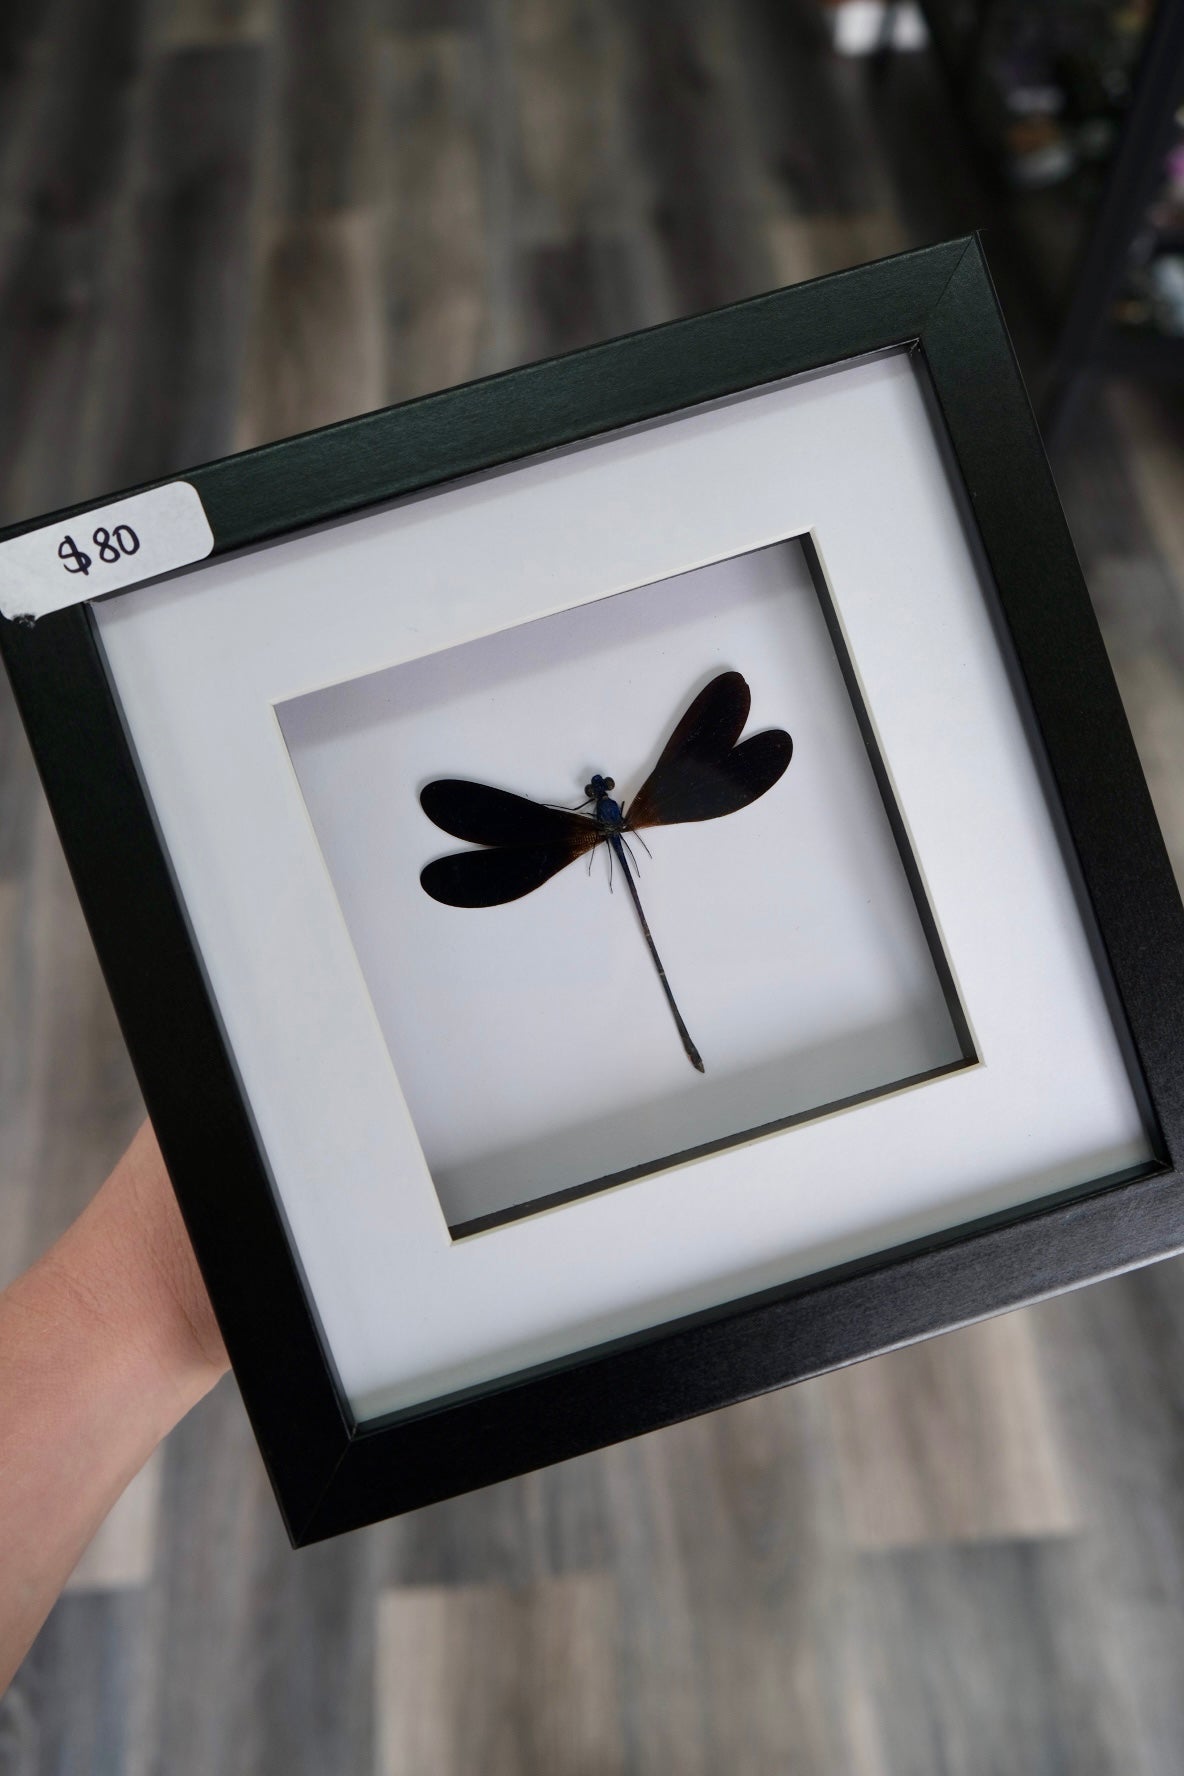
xmin=418 ymin=671 xmax=793 ymax=1072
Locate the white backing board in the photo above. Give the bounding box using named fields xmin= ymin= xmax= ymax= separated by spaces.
xmin=279 ymin=540 xmax=966 ymax=1231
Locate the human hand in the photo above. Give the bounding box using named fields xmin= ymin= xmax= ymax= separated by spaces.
xmin=0 ymin=1121 xmax=228 ymax=1690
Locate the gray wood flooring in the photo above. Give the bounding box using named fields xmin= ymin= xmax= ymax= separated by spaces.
xmin=3 ymin=1 xmax=1184 ymax=1769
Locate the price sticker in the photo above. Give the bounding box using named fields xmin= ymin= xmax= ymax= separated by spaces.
xmin=0 ymin=482 xmax=214 ymax=623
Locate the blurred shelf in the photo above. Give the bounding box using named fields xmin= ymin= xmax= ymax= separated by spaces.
xmin=910 ymin=0 xmax=1184 ymax=432
xmin=1099 ymin=321 xmax=1184 ymax=379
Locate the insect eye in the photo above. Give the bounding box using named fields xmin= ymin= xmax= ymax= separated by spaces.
xmin=603 ymin=778 xmax=615 ymax=791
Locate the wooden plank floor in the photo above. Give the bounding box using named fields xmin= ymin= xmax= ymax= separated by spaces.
xmin=3 ymin=1 xmax=1184 ymax=1769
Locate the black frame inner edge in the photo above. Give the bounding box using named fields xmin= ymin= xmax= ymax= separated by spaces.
xmin=2 ymin=236 xmax=1183 ymax=1547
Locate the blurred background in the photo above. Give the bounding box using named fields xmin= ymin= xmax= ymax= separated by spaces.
xmin=3 ymin=0 xmax=1184 ymax=1770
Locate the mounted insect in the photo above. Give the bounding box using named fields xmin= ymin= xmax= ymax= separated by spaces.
xmin=418 ymin=670 xmax=793 ymax=1072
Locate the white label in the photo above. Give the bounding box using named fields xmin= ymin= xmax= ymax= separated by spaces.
xmin=0 ymin=481 xmax=214 ymax=623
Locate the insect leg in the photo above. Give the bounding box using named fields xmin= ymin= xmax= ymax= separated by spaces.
xmin=587 ymin=832 xmax=608 ymax=877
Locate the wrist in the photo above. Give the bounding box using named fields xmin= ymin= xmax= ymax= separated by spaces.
xmin=0 ymin=1123 xmax=228 ymax=1690
xmin=42 ymin=1123 xmax=229 ymax=1417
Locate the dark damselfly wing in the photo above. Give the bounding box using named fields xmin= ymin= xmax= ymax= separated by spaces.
xmin=421 ymin=780 xmax=593 ymax=846
xmin=625 ymin=671 xmax=793 ymax=831
xmin=419 ymin=780 xmax=600 ymax=907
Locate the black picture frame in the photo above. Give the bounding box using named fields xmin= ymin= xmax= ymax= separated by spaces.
xmin=3 ymin=235 xmax=1183 ymax=1547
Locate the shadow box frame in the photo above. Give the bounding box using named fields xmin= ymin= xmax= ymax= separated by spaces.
xmin=2 ymin=234 xmax=1184 ymax=1547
